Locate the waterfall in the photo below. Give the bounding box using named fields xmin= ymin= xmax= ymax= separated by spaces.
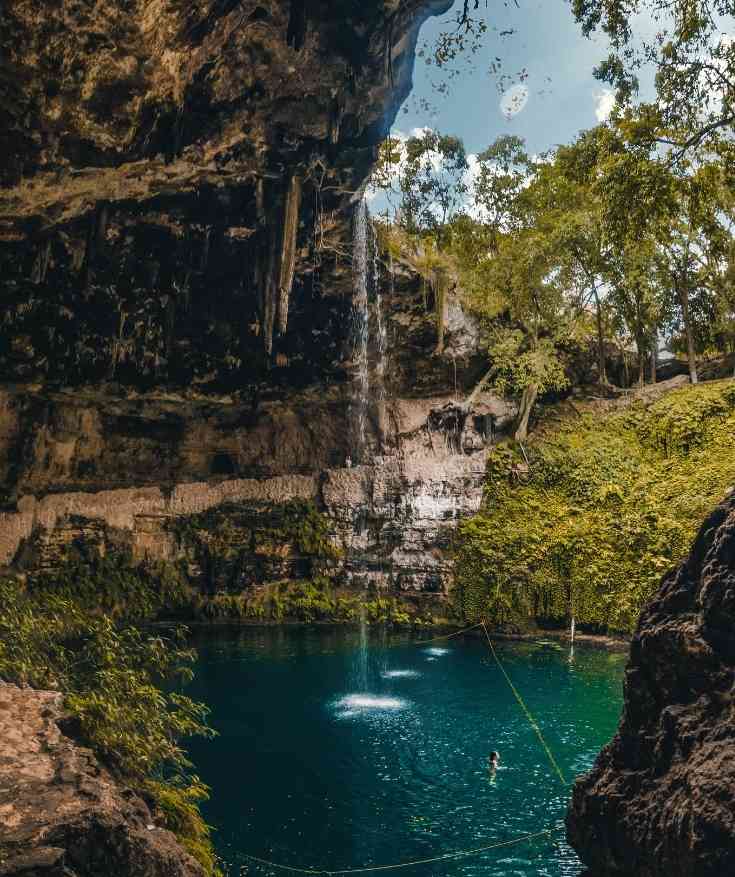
xmin=373 ymin=221 xmax=387 ymax=404
xmin=350 ymin=199 xmax=371 ymax=464
xmin=348 ymin=198 xmax=388 ymax=683
xmin=349 ymin=198 xmax=386 ymax=463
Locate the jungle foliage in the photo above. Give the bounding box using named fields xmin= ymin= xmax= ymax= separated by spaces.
xmin=454 ymin=380 xmax=735 ymax=632
xmin=0 ymin=559 xmax=220 ymax=876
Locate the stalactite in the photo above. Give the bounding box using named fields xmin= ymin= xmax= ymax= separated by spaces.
xmin=256 ymin=177 xmax=265 ymax=224
xmin=329 ymin=96 xmax=343 ymax=145
xmin=286 ymin=0 xmax=308 ymax=51
xmin=277 ymin=174 xmax=302 ymax=336
xmin=201 ymin=225 xmax=211 ymax=270
xmin=30 ymin=239 xmax=51 ymax=284
xmin=263 ymin=225 xmax=278 ymax=357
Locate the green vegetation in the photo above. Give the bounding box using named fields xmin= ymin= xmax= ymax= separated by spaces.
xmin=454 ymin=381 xmax=735 ymax=632
xmin=29 ymin=544 xmax=190 ymax=621
xmin=190 ymin=577 xmax=423 ymax=626
xmin=373 ymin=119 xmax=733 ymax=442
xmin=0 ymin=559 xmax=221 ymax=876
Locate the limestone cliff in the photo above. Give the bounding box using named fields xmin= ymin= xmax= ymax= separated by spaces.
xmin=0 ymin=0 xmax=507 ymax=601
xmin=0 ymin=0 xmax=451 ymax=389
xmin=566 ymin=492 xmax=735 ymax=876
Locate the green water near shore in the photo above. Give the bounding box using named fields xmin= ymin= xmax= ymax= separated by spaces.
xmin=186 ymin=629 xmax=625 ymax=876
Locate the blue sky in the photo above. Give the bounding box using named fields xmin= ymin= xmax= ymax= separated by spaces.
xmin=397 ymin=0 xmax=657 ymax=156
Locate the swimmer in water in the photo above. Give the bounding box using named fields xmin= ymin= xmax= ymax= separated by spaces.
xmin=488 ymin=751 xmax=500 ymax=771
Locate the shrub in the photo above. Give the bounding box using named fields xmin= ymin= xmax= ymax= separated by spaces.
xmin=0 ymin=577 xmax=219 ymax=875
xmin=454 ymin=380 xmax=735 ymax=632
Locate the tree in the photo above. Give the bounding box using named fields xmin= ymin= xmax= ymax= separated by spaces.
xmin=481 ymin=226 xmax=571 ymax=441
xmin=372 ymin=129 xmax=469 ymax=246
xmin=525 ymin=148 xmax=613 ymax=385
xmin=572 ymin=0 xmax=735 ymax=156
xmin=606 ymin=239 xmax=663 ymax=387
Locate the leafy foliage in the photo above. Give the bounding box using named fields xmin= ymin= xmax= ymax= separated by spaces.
xmin=0 ymin=571 xmax=220 ymax=875
xmin=454 ymin=381 xmax=735 ymax=632
xmin=28 ymin=546 xmax=189 ymax=622
xmin=571 ymin=0 xmax=735 ymax=155
xmin=190 ymin=577 xmax=423 ymax=627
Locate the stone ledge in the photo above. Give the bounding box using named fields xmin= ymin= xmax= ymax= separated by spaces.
xmin=0 ymin=683 xmax=204 ymax=877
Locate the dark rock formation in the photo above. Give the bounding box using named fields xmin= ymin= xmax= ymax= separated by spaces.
xmin=567 ymin=491 xmax=735 ymax=877
xmin=0 ymin=209 xmax=505 ymax=595
xmin=0 ymin=0 xmax=452 ymax=391
xmin=0 ymin=683 xmax=204 ymax=877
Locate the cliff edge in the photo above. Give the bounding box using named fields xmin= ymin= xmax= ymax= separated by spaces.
xmin=0 ymin=683 xmax=205 ymax=877
xmin=566 ymin=491 xmax=735 ymax=876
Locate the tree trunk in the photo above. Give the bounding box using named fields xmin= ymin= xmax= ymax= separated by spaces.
xmin=650 ymin=329 xmax=657 ymax=384
xmin=463 ymin=364 xmax=499 ymax=411
xmin=677 ymin=283 xmax=699 ymax=384
xmin=515 ymin=384 xmax=539 ymax=442
xmin=636 ymin=336 xmax=646 ymax=388
xmin=593 ymin=287 xmax=607 ymax=384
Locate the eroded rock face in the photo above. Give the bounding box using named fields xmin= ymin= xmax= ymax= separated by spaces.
xmin=0 ymin=210 xmax=502 ymax=595
xmin=0 ymin=389 xmax=515 ymax=595
xmin=0 ymin=683 xmax=205 ymax=877
xmin=566 ymin=493 xmax=735 ymax=877
xmin=0 ymin=0 xmax=452 ymax=390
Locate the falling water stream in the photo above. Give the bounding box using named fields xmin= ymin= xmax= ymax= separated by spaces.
xmin=350 ymin=199 xmax=371 ymax=465
xmin=349 ymin=197 xmax=387 ymax=688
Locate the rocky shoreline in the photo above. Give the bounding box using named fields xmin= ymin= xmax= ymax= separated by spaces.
xmin=0 ymin=684 xmax=204 ymax=877
xmin=567 ymin=492 xmax=735 ymax=876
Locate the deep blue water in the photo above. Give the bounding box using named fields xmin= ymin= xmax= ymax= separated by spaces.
xmin=185 ymin=629 xmax=625 ymax=877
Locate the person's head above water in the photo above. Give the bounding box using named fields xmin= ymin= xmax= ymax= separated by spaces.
xmin=489 ymin=751 xmax=500 ymax=764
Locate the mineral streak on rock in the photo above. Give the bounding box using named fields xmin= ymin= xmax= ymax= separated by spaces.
xmin=566 ymin=492 xmax=735 ymax=877
xmin=0 ymin=683 xmax=205 ymax=877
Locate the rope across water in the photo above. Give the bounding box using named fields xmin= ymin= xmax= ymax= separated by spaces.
xmin=240 ymin=827 xmax=561 ymax=875
xmin=238 ymin=620 xmax=571 ymax=874
xmin=481 ymin=622 xmax=568 ymax=787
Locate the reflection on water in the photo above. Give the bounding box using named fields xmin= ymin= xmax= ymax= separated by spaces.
xmin=184 ymin=628 xmax=626 ymax=877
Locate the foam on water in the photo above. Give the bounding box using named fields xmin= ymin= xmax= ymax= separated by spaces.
xmin=334 ymin=694 xmax=409 ymax=717
xmin=423 ymin=647 xmax=450 ymax=657
xmin=381 ymin=670 xmax=421 ymax=679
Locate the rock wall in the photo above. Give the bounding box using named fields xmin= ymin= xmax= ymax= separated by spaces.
xmin=566 ymin=492 xmax=735 ymax=877
xmin=0 ymin=683 xmax=205 ymax=877
xmin=0 ymin=389 xmax=514 ymax=596
xmin=0 ymin=0 xmax=453 ymax=391
xmin=0 ymin=195 xmax=505 ymax=597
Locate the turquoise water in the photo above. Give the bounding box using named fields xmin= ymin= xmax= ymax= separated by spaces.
xmin=185 ymin=629 xmax=625 ymax=877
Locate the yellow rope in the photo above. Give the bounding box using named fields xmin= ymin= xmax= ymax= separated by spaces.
xmin=480 ymin=622 xmax=567 ymax=787
xmin=409 ymin=621 xmax=485 ymax=645
xmin=241 ymin=827 xmax=559 ymax=874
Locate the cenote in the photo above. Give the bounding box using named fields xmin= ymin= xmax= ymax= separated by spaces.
xmin=185 ymin=629 xmax=625 ymax=877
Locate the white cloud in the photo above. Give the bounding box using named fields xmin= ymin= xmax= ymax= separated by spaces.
xmin=593 ymin=89 xmax=616 ymax=122
xmin=499 ymin=83 xmax=529 ymax=119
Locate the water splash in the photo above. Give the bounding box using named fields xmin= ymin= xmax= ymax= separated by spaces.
xmin=423 ymin=647 xmax=451 ymax=657
xmin=336 ymin=694 xmax=408 ymax=713
xmin=381 ymin=670 xmax=421 ymax=679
